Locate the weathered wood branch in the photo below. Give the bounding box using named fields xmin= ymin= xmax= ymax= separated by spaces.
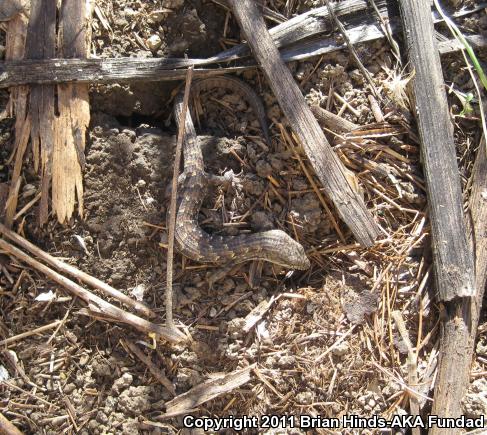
xmin=211 ymin=0 xmax=390 ymax=62
xmin=0 ymin=59 xmax=244 ymax=87
xmin=228 ymin=0 xmax=380 ymax=246
xmin=428 ymin=140 xmax=487 ymax=434
xmin=0 ymin=2 xmax=483 ymax=88
xmin=398 ymin=0 xmax=477 ymax=430
xmin=0 ymin=412 xmax=23 ymax=435
xmin=205 ymin=0 xmax=482 ymax=64
xmin=399 ymin=0 xmax=474 ymax=302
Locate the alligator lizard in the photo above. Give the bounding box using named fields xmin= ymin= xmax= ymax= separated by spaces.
xmin=172 ymin=75 xmax=310 ymax=270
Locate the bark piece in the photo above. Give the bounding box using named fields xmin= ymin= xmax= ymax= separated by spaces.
xmin=162 ymin=366 xmax=253 ymax=418
xmin=52 ymin=0 xmax=91 ymax=223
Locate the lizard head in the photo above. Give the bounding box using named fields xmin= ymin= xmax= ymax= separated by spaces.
xmin=265 ymin=230 xmax=310 ymax=270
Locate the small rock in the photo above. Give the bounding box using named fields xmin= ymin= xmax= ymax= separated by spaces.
xmin=332 ymin=341 xmax=350 ymax=357
xmin=96 ymin=411 xmax=109 ymax=425
xmin=64 ymin=383 xmax=76 ymax=394
xmin=227 ymin=318 xmax=246 ymax=339
xmin=117 ymin=386 xmax=152 ymax=414
xmin=146 ymin=35 xmax=162 ymax=52
xmin=277 ymin=355 xmax=296 ymax=368
xmin=255 ymin=160 xmax=273 ymax=178
xmin=295 ymin=391 xmax=314 ymax=405
xmin=112 ymin=373 xmax=133 ymax=394
xmin=251 ymin=211 xmax=274 ymax=231
xmin=349 ymin=69 xmax=365 ymax=85
xmin=290 ymin=193 xmax=322 ymax=233
xmin=463 ymin=378 xmax=487 ymax=418
xmin=79 ymin=353 xmax=90 ymax=366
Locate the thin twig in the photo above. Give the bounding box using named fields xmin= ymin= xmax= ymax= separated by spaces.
xmin=0 ymin=319 xmax=63 ymax=346
xmin=124 ymin=339 xmax=176 ymax=396
xmin=166 ymin=66 xmax=194 ymax=328
xmin=392 ymin=310 xmax=421 ymax=435
xmin=369 ymin=0 xmax=402 ymax=63
xmin=325 ymin=0 xmax=380 ymax=100
xmin=0 ymin=238 xmax=185 ymax=343
xmin=0 ymin=223 xmax=155 ymax=318
xmin=0 ymin=412 xmax=24 ymax=435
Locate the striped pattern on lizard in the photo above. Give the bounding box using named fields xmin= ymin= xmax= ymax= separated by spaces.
xmin=172 ymin=75 xmax=310 ymax=271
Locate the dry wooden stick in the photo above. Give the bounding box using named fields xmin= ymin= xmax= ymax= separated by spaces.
xmin=0 ymin=413 xmax=23 ymax=435
xmin=166 ymin=66 xmax=193 ymax=328
xmin=398 ymin=0 xmax=478 ymax=427
xmin=324 ymin=0 xmax=379 ymax=99
xmin=161 ymin=365 xmax=254 ymax=418
xmin=310 ymin=105 xmax=359 ymax=134
xmin=228 ymin=0 xmax=379 ymax=247
xmin=0 ymin=223 xmax=155 ymax=318
xmin=392 ymin=311 xmax=420 ymax=435
xmin=0 ymin=238 xmax=185 ymax=343
xmin=428 ymin=139 xmax=487 ymax=433
xmin=124 ymin=339 xmax=176 ymax=396
xmin=369 ymin=0 xmax=401 ymax=62
xmin=398 ymin=0 xmax=474 ymax=300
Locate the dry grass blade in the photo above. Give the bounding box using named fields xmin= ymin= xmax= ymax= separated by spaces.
xmin=166 ymin=66 xmax=194 ymax=328
xmin=392 ymin=311 xmax=420 ymax=435
xmin=324 ymin=0 xmax=379 ymax=100
xmin=0 ymin=319 xmax=63 ymax=346
xmin=279 ymin=124 xmax=345 ymax=243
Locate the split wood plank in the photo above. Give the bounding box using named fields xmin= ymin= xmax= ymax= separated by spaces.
xmin=398 ymin=0 xmax=474 ymax=302
xmin=3 ymin=3 xmax=38 ymax=228
xmin=26 ymin=0 xmax=57 ymax=225
xmin=228 ymin=0 xmax=379 ymax=246
xmin=398 ymin=0 xmax=476 ymax=430
xmin=4 ymin=0 xmax=94 ymax=226
xmin=0 ymin=0 xmax=25 ymax=22
xmin=52 ymin=0 xmax=91 ymax=223
xmin=0 ymin=58 xmax=245 ymax=87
